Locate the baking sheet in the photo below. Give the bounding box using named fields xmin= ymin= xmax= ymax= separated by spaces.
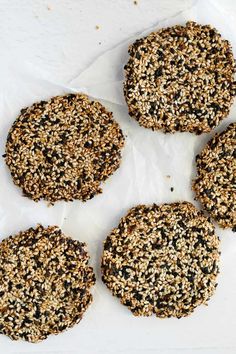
xmin=0 ymin=0 xmax=236 ymax=353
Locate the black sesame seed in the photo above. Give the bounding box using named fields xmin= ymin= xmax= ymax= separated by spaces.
xmin=154 ymin=67 xmax=163 ymax=78
xmin=84 ymin=141 xmax=93 ymax=148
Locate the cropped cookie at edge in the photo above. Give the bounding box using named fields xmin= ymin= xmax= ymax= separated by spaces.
xmin=124 ymin=21 xmax=236 ymax=134
xmin=4 ymin=93 xmax=125 ymax=203
xmin=193 ymin=122 xmax=236 ymax=230
xmin=0 ymin=225 xmax=95 ymax=342
xmin=101 ymin=202 xmax=220 ymax=318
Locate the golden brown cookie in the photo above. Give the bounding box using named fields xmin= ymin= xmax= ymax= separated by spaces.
xmin=102 ymin=202 xmax=220 ymax=318
xmin=124 ymin=22 xmax=236 ymax=133
xmin=5 ymin=93 xmax=125 ymax=203
xmin=193 ymin=122 xmax=236 ymax=229
xmin=0 ymin=225 xmax=95 ymax=342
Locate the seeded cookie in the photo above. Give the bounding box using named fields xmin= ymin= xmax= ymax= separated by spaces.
xmin=193 ymin=123 xmax=236 ymax=229
xmin=4 ymin=93 xmax=125 ymax=203
xmin=0 ymin=225 xmax=95 ymax=342
xmin=101 ymin=202 xmax=220 ymax=318
xmin=124 ymin=21 xmax=236 ymax=133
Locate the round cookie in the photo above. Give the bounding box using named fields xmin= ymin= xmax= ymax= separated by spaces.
xmin=193 ymin=122 xmax=236 ymax=229
xmin=4 ymin=93 xmax=125 ymax=203
xmin=124 ymin=21 xmax=236 ymax=134
xmin=101 ymin=202 xmax=220 ymax=318
xmin=0 ymin=225 xmax=95 ymax=342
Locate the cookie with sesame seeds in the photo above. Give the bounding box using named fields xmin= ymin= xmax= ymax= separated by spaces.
xmin=124 ymin=21 xmax=236 ymax=134
xmin=193 ymin=122 xmax=236 ymax=229
xmin=101 ymin=202 xmax=220 ymax=318
xmin=0 ymin=225 xmax=95 ymax=342
xmin=4 ymin=93 xmax=125 ymax=203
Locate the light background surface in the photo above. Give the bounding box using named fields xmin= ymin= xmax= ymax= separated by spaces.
xmin=0 ymin=0 xmax=236 ymax=353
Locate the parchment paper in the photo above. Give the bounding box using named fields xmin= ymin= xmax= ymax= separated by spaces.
xmin=0 ymin=0 xmax=236 ymax=353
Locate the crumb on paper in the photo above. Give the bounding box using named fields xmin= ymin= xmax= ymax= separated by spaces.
xmin=133 ymin=0 xmax=138 ymax=5
xmin=47 ymin=5 xmax=51 ymax=10
xmin=99 ymin=42 xmax=101 ymax=45
xmin=166 ymin=175 xmax=171 ymax=179
xmin=95 ymin=25 xmax=100 ymax=30
xmin=170 ymin=187 xmax=174 ymax=192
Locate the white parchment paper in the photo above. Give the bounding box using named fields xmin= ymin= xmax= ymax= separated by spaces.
xmin=0 ymin=0 xmax=236 ymax=353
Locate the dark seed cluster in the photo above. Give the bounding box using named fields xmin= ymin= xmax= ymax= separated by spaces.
xmin=101 ymin=202 xmax=220 ymax=318
xmin=193 ymin=123 xmax=236 ymax=229
xmin=5 ymin=93 xmax=125 ymax=203
xmin=124 ymin=21 xmax=236 ymax=134
xmin=0 ymin=225 xmax=95 ymax=342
